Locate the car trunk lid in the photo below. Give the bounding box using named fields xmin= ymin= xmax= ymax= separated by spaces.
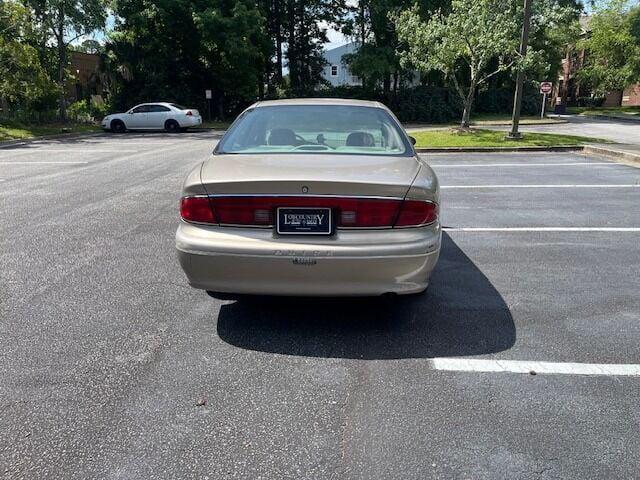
xmin=200 ymin=153 xmax=420 ymax=198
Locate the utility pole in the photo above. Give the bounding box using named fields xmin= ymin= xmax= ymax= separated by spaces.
xmin=507 ymin=0 xmax=533 ymax=139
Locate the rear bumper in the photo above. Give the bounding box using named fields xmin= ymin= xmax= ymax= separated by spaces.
xmin=176 ymin=222 xmax=441 ymax=296
xmin=181 ymin=116 xmax=202 ymax=127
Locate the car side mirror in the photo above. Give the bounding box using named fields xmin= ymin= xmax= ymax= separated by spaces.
xmin=128 ymin=111 xmax=134 ymax=114
xmin=409 ymin=136 xmax=416 ymax=145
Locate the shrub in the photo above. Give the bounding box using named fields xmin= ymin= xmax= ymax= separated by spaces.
xmin=475 ymin=85 xmax=541 ymax=116
xmin=575 ymin=96 xmax=605 ymax=108
xmin=312 ymin=83 xmax=541 ymax=123
xmin=89 ymin=99 xmax=110 ymax=119
xmin=67 ymin=99 xmax=109 ymax=123
xmin=68 ymin=100 xmax=92 ymax=123
xmin=392 ymin=86 xmax=462 ymax=123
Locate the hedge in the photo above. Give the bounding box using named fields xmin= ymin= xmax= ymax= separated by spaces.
xmin=311 ymin=83 xmax=542 ymax=123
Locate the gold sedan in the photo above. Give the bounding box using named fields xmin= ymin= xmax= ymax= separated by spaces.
xmin=176 ymin=99 xmax=440 ymax=297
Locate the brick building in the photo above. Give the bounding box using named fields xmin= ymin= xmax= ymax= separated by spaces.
xmin=621 ymin=84 xmax=640 ymax=106
xmin=553 ymin=15 xmax=640 ymax=109
xmin=66 ymin=51 xmax=104 ymax=103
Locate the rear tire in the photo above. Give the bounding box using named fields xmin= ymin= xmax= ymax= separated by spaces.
xmin=165 ymin=119 xmax=180 ymax=133
xmin=111 ymin=120 xmax=126 ymax=133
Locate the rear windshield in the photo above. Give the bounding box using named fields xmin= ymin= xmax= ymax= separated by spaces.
xmin=170 ymin=104 xmax=187 ymax=110
xmin=216 ymin=105 xmax=411 ymax=155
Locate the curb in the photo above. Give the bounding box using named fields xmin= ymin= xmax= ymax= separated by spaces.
xmin=472 ymin=120 xmax=569 ymax=126
xmin=415 ymin=145 xmax=583 ymax=153
xmin=403 ymin=120 xmax=568 ymax=129
xmin=415 ymin=144 xmax=640 ymax=167
xmin=582 ymin=145 xmax=640 ymax=166
xmin=580 ymin=114 xmax=640 ymax=124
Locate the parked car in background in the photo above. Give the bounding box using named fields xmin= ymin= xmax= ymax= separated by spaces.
xmin=176 ymin=98 xmax=441 ymax=298
xmin=102 ymin=102 xmax=202 ymax=133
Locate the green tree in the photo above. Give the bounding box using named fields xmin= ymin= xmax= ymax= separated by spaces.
xmin=74 ymin=38 xmax=103 ymax=53
xmin=515 ymin=0 xmax=581 ymax=86
xmin=108 ymin=0 xmax=271 ymax=118
xmin=0 ymin=0 xmax=58 ymax=118
xmin=578 ymin=0 xmax=640 ymax=94
xmin=283 ymin=0 xmax=344 ymax=95
xmin=26 ymin=0 xmax=107 ymax=120
xmin=195 ymin=0 xmax=272 ymax=116
xmin=340 ymin=0 xmax=445 ymax=95
xmin=396 ymin=0 xmax=522 ymax=128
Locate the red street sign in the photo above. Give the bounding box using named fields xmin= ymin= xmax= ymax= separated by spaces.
xmin=540 ymin=82 xmax=552 ymax=94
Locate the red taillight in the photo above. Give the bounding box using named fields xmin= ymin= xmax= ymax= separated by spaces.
xmin=185 ymin=110 xmax=193 ymax=116
xmin=180 ymin=196 xmax=216 ymax=223
xmin=210 ymin=197 xmax=275 ymax=225
xmin=208 ymin=196 xmax=401 ymax=227
xmin=335 ymin=198 xmax=401 ymax=227
xmin=184 ymin=196 xmax=438 ymax=228
xmin=395 ymin=200 xmax=438 ymax=227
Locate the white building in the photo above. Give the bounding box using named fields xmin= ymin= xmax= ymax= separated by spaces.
xmin=321 ymin=43 xmax=362 ymax=87
xmin=321 ymin=42 xmax=421 ymax=88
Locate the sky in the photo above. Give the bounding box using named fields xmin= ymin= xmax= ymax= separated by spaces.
xmin=321 ymin=22 xmax=350 ymax=50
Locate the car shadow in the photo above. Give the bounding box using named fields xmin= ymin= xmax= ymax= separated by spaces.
xmin=216 ymin=233 xmax=515 ymax=359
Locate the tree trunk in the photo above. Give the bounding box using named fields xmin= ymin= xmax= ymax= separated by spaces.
xmin=297 ymin=0 xmax=305 ymax=92
xmin=360 ymin=1 xmax=366 ymax=46
xmin=263 ymin=0 xmax=272 ymax=95
xmin=461 ymin=104 xmax=471 ymax=128
xmin=287 ymin=0 xmax=297 ymax=92
xmin=383 ymin=73 xmax=391 ymax=98
xmin=57 ymin=5 xmax=67 ymax=122
xmin=460 ymin=81 xmax=476 ymax=129
xmin=216 ymin=92 xmax=224 ymax=121
xmin=275 ymin=0 xmax=283 ymax=83
xmin=392 ymin=70 xmax=399 ymax=96
xmin=275 ymin=36 xmax=283 ymax=82
xmin=460 ymin=95 xmax=473 ymax=129
xmin=1 ymin=96 xmax=9 ymax=117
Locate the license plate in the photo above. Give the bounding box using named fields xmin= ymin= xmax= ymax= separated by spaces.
xmin=277 ymin=207 xmax=332 ymax=235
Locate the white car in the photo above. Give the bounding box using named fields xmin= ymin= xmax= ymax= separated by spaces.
xmin=101 ymin=102 xmax=202 ymax=133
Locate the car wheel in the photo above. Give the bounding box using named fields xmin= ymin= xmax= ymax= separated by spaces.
xmin=165 ymin=119 xmax=180 ymax=133
xmin=110 ymin=120 xmax=126 ymax=133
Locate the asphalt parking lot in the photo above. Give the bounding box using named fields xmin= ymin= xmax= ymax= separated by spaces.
xmin=1 ymin=132 xmax=639 ymax=479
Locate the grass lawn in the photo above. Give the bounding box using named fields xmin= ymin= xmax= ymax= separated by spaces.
xmin=411 ymin=128 xmax=606 ymax=148
xmin=403 ymin=115 xmax=564 ymax=130
xmin=0 ymin=121 xmax=100 ymax=142
xmin=468 ymin=114 xmax=563 ymax=125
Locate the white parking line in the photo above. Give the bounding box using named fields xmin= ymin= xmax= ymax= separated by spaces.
xmin=0 ymin=150 xmax=136 ymax=159
xmin=0 ymin=149 xmax=137 ymax=154
xmin=442 ymin=184 xmax=640 ymax=189
xmin=430 ymin=162 xmax=614 ymax=167
xmin=431 ymin=358 xmax=640 ymax=377
xmin=444 ymin=227 xmax=640 ymax=232
xmin=0 ymin=161 xmax=89 ymax=165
